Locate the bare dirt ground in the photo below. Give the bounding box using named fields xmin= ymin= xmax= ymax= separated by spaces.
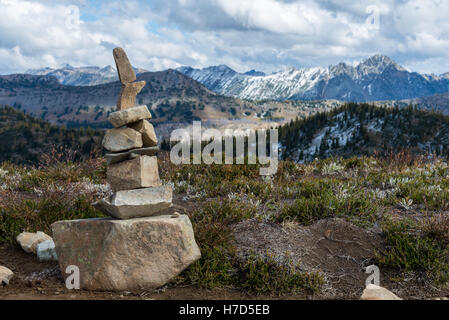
xmin=234 ymin=218 xmax=449 ymax=300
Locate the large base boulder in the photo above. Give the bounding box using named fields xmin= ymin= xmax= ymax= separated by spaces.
xmin=93 ymin=185 xmax=172 ymax=219
xmin=51 ymin=215 xmax=201 ymax=291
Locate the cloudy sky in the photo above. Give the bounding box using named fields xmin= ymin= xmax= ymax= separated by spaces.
xmin=1 ymin=0 xmax=449 ymax=75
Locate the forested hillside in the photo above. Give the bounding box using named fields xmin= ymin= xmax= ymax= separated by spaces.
xmin=279 ymin=103 xmax=449 ymax=162
xmin=0 ymin=106 xmax=103 ymax=164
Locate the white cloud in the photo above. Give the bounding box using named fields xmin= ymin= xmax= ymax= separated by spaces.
xmin=0 ymin=0 xmax=194 ymax=73
xmin=217 ymin=0 xmax=319 ymax=35
xmin=1 ymin=0 xmax=449 ymax=75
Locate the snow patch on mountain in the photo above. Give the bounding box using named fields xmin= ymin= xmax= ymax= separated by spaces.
xmin=177 ymin=55 xmax=449 ymax=102
xmin=26 ymin=65 xmax=148 ymax=86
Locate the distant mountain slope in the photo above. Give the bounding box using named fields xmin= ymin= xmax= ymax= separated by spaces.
xmin=0 ymin=106 xmax=103 ymax=164
xmin=0 ymin=70 xmax=327 ymax=130
xmin=177 ymin=65 xmax=245 ymax=94
xmin=402 ymin=93 xmax=449 ymax=114
xmin=26 ymin=64 xmax=148 ymax=86
xmin=0 ymin=69 xmax=224 ymax=117
xmin=279 ymin=103 xmax=449 ymax=162
xmin=177 ymin=55 xmax=449 ymax=102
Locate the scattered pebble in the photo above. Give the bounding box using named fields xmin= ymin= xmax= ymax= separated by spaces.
xmin=0 ymin=266 xmax=14 ymax=285
xmin=37 ymin=239 xmax=58 ymax=262
xmin=17 ymin=231 xmax=52 ymax=254
xmin=361 ymin=284 xmax=402 ymax=300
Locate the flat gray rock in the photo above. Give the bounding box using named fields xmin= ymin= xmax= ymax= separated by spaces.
xmin=107 ymin=155 xmax=161 ymax=192
xmin=105 ymin=147 xmax=159 ymax=165
xmin=102 ymin=127 xmax=143 ymax=152
xmin=108 ymin=105 xmax=152 ymax=128
xmin=51 ymin=214 xmax=201 ymax=291
xmin=93 ymin=185 xmax=173 ymax=219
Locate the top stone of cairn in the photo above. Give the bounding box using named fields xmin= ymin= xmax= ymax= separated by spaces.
xmin=113 ymin=47 xmax=137 ymax=84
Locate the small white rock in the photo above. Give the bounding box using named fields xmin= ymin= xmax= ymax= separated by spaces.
xmin=361 ymin=284 xmax=402 ymax=300
xmin=37 ymin=239 xmax=58 ymax=262
xmin=17 ymin=231 xmax=53 ymax=254
xmin=0 ymin=266 xmax=14 ymax=285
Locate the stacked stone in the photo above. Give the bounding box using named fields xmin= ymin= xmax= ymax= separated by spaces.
xmin=93 ymin=48 xmax=172 ymax=219
xmin=50 ymin=48 xmax=200 ymax=292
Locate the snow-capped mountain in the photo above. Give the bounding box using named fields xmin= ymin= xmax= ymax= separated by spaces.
xmin=177 ymin=55 xmax=449 ymax=102
xmin=176 ymin=65 xmax=244 ymax=95
xmin=26 ymin=64 xmax=148 ymax=86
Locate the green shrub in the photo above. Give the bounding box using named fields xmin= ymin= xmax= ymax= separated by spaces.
xmin=377 ymin=220 xmax=449 ymax=284
xmin=174 ymin=199 xmax=255 ymax=289
xmin=274 ymin=180 xmax=377 ymax=225
xmin=174 ymin=246 xmax=236 ymax=289
xmin=237 ymin=254 xmax=324 ymax=296
xmin=421 ymin=214 xmax=449 ymax=246
xmin=0 ymin=196 xmax=104 ymax=244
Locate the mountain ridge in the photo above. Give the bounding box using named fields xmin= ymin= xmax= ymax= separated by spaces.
xmin=0 ymin=69 xmax=327 ymax=132
xmin=6 ymin=54 xmax=449 ymax=104
xmin=26 ymin=64 xmax=148 ymax=86
xmin=177 ymin=55 xmax=449 ymax=102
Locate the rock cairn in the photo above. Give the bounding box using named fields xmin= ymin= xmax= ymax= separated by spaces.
xmin=51 ymin=48 xmax=201 ymax=291
xmin=93 ymin=47 xmax=172 ymax=219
